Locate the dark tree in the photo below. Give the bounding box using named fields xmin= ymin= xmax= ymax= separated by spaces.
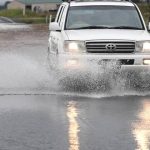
xmin=4 ymin=1 xmax=11 ymax=9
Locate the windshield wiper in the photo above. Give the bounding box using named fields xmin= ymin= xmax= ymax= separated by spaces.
xmin=70 ymin=25 xmax=143 ymax=30
xmin=72 ymin=25 xmax=112 ymax=29
xmin=70 ymin=26 xmax=143 ymax=30
xmin=111 ymin=26 xmax=143 ymax=30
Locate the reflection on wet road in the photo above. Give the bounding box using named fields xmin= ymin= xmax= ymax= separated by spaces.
xmin=133 ymin=100 xmax=150 ymax=150
xmin=67 ymin=101 xmax=80 ymax=150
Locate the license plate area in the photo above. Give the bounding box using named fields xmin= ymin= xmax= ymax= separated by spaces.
xmin=98 ymin=59 xmax=134 ymax=65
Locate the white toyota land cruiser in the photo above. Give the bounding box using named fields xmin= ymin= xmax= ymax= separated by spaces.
xmin=48 ymin=0 xmax=150 ymax=78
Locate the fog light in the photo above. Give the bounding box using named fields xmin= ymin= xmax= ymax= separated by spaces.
xmin=143 ymin=59 xmax=150 ymax=65
xmin=67 ymin=59 xmax=78 ymax=66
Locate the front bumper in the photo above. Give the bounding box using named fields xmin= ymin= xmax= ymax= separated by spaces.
xmin=57 ymin=53 xmax=150 ymax=71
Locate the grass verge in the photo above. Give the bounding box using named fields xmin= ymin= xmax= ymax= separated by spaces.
xmin=0 ymin=9 xmax=56 ymax=24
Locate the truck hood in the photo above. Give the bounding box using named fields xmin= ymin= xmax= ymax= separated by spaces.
xmin=65 ymin=29 xmax=150 ymax=41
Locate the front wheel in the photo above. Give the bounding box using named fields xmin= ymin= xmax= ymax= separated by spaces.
xmin=47 ymin=49 xmax=59 ymax=72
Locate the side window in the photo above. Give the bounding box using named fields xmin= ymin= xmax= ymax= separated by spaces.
xmin=58 ymin=6 xmax=65 ymax=26
xmin=56 ymin=6 xmax=64 ymax=23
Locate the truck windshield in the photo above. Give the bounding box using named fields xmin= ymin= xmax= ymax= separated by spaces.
xmin=65 ymin=6 xmax=144 ymax=30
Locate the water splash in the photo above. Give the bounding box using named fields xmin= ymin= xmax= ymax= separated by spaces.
xmin=0 ymin=23 xmax=30 ymax=31
xmin=0 ymin=53 xmax=58 ymax=94
xmin=0 ymin=53 xmax=150 ymax=98
xmin=44 ymin=57 xmax=150 ymax=98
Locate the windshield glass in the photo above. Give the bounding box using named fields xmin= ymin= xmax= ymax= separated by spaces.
xmin=65 ymin=6 xmax=144 ymax=30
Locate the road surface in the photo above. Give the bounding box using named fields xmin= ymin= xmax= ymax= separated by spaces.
xmin=0 ymin=23 xmax=149 ymax=150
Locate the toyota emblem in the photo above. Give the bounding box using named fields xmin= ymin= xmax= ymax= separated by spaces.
xmin=106 ymin=43 xmax=116 ymax=51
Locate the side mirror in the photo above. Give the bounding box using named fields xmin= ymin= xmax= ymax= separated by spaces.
xmin=49 ymin=22 xmax=61 ymax=31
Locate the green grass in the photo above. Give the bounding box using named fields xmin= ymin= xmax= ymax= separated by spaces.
xmin=0 ymin=9 xmax=23 ymax=17
xmin=14 ymin=17 xmax=46 ymax=24
xmin=0 ymin=9 xmax=56 ymax=24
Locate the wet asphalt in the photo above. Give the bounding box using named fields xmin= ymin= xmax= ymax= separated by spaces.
xmin=0 ymin=95 xmax=150 ymax=150
xmin=0 ymin=24 xmax=149 ymax=150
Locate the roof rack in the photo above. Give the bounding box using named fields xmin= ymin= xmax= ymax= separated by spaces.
xmin=62 ymin=0 xmax=132 ymax=3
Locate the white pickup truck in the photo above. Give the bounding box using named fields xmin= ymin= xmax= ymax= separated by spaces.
xmin=48 ymin=0 xmax=150 ymax=78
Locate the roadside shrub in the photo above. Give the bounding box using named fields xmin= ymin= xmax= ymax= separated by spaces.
xmin=0 ymin=9 xmax=23 ymax=17
xmin=138 ymin=4 xmax=150 ymax=23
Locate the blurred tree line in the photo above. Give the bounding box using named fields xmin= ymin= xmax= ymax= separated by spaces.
xmin=0 ymin=1 xmax=10 ymax=10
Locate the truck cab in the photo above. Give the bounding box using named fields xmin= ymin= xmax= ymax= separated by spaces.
xmin=48 ymin=0 xmax=150 ymax=72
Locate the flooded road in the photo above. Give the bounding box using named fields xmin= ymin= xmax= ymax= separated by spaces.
xmin=0 ymin=95 xmax=150 ymax=150
xmin=0 ymin=24 xmax=150 ymax=150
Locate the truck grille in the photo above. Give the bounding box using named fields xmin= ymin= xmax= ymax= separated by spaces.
xmin=86 ymin=41 xmax=135 ymax=53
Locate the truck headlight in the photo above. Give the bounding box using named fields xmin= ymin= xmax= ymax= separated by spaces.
xmin=136 ymin=41 xmax=150 ymax=52
xmin=64 ymin=41 xmax=86 ymax=53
